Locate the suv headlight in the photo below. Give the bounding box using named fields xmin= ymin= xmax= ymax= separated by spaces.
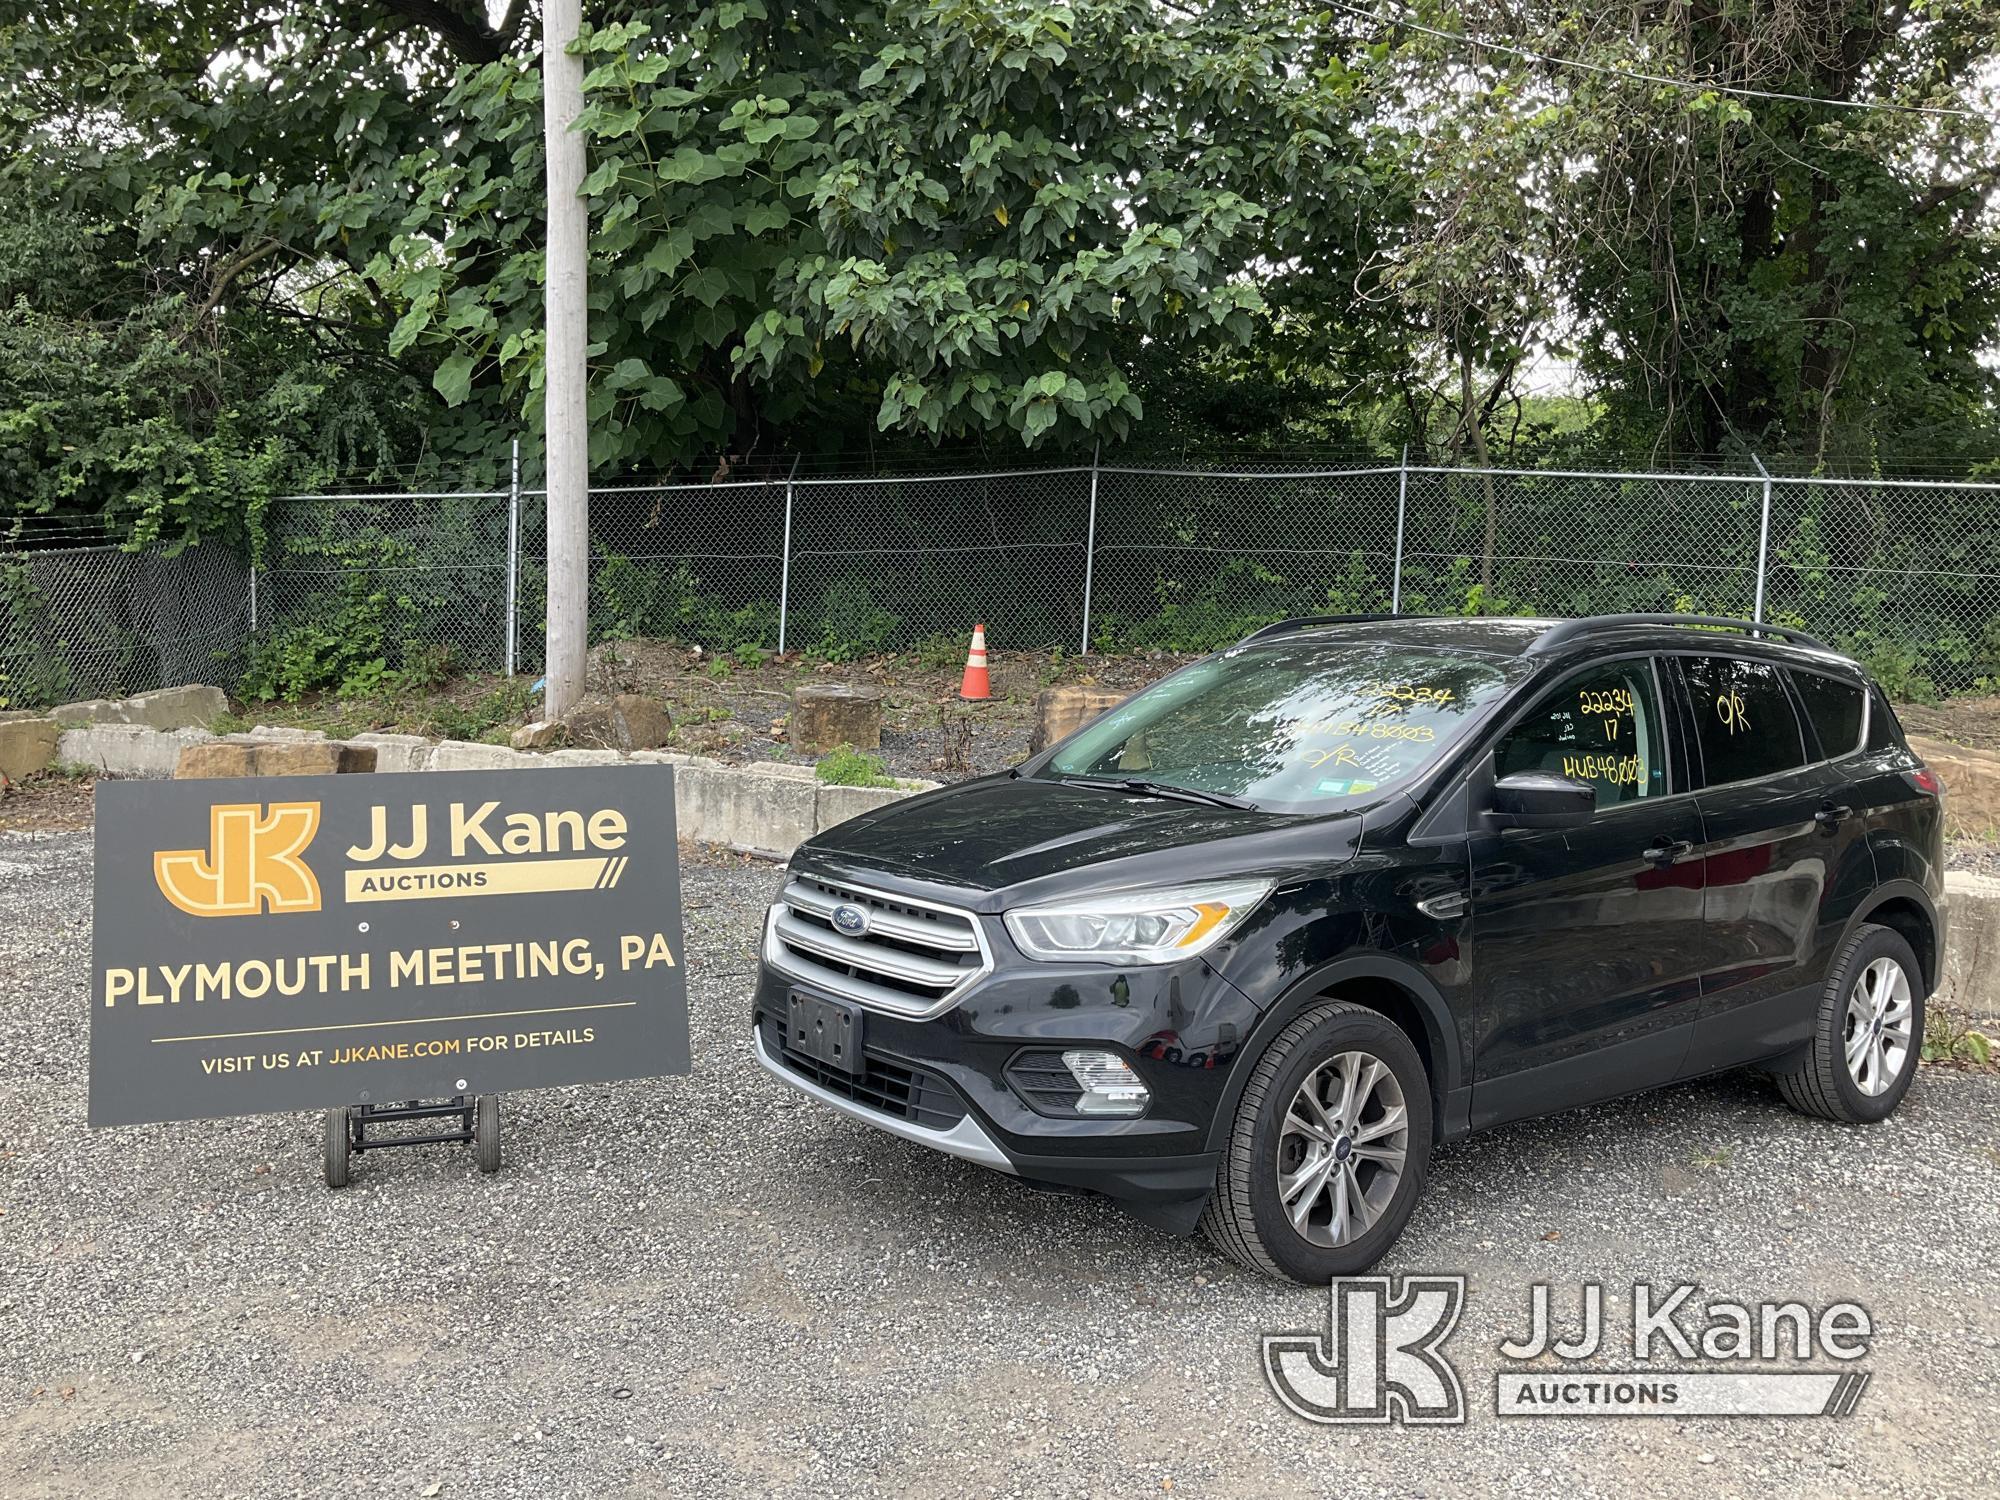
xmin=1003 ymin=878 xmax=1275 ymax=965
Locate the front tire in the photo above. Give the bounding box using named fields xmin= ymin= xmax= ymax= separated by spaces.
xmin=1773 ymin=923 xmax=1923 ymax=1124
xmin=1200 ymin=1001 xmax=1432 ymax=1283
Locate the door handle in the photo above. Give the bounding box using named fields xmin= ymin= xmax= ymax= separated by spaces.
xmin=1642 ymin=838 xmax=1694 ymax=864
xmin=1814 ymin=803 xmax=1854 ymax=829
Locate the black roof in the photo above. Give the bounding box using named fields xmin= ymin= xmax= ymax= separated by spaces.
xmin=1237 ymin=612 xmax=1862 ymax=674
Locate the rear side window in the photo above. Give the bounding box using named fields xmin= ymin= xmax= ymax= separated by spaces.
xmin=1492 ymin=660 xmax=1665 ymax=807
xmin=1865 ymin=687 xmax=1906 ymax=753
xmin=1680 ymin=655 xmax=1807 ymax=786
xmin=1791 ymin=671 xmax=1865 ymax=759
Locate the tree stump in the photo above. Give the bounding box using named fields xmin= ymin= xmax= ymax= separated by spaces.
xmin=1028 ymin=685 xmax=1123 ymax=754
xmin=793 ymin=684 xmax=884 ymax=751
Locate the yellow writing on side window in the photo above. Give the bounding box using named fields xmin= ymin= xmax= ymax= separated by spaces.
xmin=1716 ymin=689 xmax=1751 ymax=735
xmin=1563 ymin=753 xmax=1642 ymax=787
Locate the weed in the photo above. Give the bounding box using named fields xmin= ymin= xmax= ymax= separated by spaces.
xmin=1689 ymin=1145 xmax=1734 ymax=1169
xmin=1923 ymin=1003 xmax=1996 ymax=1067
xmin=931 ymin=705 xmax=974 ymax=775
xmin=815 ymin=745 xmax=898 ymax=788
xmin=398 ymin=641 xmax=458 ymax=695
xmin=909 ymin=632 xmax=968 ymax=672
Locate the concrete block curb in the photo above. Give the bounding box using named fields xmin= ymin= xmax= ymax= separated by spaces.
xmin=50 ymin=683 xmax=227 ymax=732
xmin=0 ymin=716 xmax=59 ymax=780
xmin=59 ymin=723 xmax=215 ymax=778
xmin=676 ymin=763 xmax=817 ymax=858
xmin=1941 ymin=869 xmax=2000 ymax=1020
xmin=53 ymin=721 xmax=936 ymax=860
xmin=351 ymin=732 xmax=432 ymax=774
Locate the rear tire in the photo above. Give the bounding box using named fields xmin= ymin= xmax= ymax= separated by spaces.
xmin=1773 ymin=924 xmax=1923 ymax=1124
xmin=1200 ymin=1001 xmax=1432 ymax=1283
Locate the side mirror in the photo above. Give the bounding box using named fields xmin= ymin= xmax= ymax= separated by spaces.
xmin=1486 ymin=771 xmax=1596 ymax=831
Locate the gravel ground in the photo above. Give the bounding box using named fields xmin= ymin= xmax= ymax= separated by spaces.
xmin=6 ymin=829 xmax=1998 ymax=1499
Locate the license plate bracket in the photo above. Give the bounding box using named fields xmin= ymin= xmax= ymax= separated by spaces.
xmin=786 ymin=991 xmax=866 ymax=1075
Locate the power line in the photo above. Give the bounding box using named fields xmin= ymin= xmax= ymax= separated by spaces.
xmin=1324 ymin=0 xmax=1996 ymax=123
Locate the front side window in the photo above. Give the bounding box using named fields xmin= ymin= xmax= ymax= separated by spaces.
xmin=1681 ymin=655 xmax=1807 ymax=785
xmin=1041 ymin=640 xmax=1530 ymax=810
xmin=1491 ymin=660 xmax=1665 ymax=807
xmin=1791 ymin=670 xmax=1866 ymax=759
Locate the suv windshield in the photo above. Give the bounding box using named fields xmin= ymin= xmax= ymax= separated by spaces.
xmin=1038 ymin=639 xmax=1527 ymax=810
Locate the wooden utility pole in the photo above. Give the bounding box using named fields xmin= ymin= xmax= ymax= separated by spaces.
xmin=541 ymin=0 xmax=588 ymax=719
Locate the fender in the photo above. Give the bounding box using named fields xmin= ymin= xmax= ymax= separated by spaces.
xmin=1202 ymin=953 xmax=1470 ymax=1155
xmin=1839 ymin=878 xmax=1943 ymax=991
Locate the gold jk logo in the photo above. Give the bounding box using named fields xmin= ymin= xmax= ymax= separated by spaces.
xmin=154 ymin=802 xmax=323 ymax=917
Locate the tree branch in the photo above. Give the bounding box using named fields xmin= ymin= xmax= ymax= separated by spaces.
xmin=372 ymin=0 xmax=517 ymax=65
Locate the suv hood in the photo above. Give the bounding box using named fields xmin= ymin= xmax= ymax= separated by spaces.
xmin=800 ymin=773 xmax=1361 ymax=909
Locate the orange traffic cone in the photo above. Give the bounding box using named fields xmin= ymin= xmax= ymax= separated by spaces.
xmin=959 ymin=622 xmax=991 ymax=700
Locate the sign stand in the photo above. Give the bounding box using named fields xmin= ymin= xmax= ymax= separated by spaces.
xmin=323 ymin=1094 xmax=501 ymax=1188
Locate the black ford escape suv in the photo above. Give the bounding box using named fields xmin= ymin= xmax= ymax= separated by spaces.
xmin=752 ymin=614 xmax=1946 ymax=1282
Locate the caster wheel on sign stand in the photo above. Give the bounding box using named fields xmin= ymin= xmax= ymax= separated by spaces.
xmin=323 ymin=1106 xmax=353 ymax=1188
xmin=474 ymin=1094 xmax=502 ymax=1174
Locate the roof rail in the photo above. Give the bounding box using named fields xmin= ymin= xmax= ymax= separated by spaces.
xmin=1236 ymin=613 xmax=1431 ymax=645
xmin=1526 ymin=613 xmax=1833 ymax=655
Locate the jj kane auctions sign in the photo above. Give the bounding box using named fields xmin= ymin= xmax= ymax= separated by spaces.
xmin=89 ymin=766 xmax=690 ymax=1127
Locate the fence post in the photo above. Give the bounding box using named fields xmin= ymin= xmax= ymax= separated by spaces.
xmin=1390 ymin=444 xmax=1409 ymax=614
xmin=505 ymin=438 xmax=521 ymax=676
xmin=1080 ymin=442 xmax=1101 ymax=656
xmin=1750 ymin=453 xmax=1773 ymax=624
xmin=248 ymin=561 xmax=258 ymax=633
xmin=777 ymin=453 xmax=800 ymax=655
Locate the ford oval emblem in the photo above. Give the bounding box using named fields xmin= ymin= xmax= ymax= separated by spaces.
xmin=830 ymin=903 xmax=870 ymax=938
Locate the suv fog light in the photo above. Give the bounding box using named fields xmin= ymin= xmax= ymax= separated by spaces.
xmin=1062 ymin=1050 xmax=1150 ymax=1116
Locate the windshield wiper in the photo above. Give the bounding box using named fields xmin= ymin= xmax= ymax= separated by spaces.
xmin=1055 ymin=776 xmax=1258 ymax=811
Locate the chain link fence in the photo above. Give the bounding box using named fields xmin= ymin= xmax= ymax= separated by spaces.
xmin=5 ymin=458 xmax=1999 ymax=708
xmin=1 ymin=542 xmax=249 ymax=708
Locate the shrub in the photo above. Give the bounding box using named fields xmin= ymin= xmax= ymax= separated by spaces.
xmin=810 ymin=578 xmax=901 ymax=661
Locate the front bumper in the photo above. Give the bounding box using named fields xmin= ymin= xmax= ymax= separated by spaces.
xmin=751 ymin=944 xmax=1249 ymax=1234
xmin=751 ymin=1027 xmax=1015 ymax=1173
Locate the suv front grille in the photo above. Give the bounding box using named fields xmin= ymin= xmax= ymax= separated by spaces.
xmin=760 ymin=1013 xmax=967 ymax=1130
xmin=767 ymin=875 xmax=989 ymax=1018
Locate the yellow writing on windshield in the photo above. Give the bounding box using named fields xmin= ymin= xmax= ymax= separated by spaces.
xmin=1303 ymin=744 xmax=1364 ymax=771
xmin=1297 ymin=718 xmax=1436 ymax=743
xmin=1362 ymin=681 xmax=1456 ymax=707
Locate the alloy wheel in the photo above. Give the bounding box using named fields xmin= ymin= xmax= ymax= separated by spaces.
xmin=1275 ymin=1049 xmax=1409 ymax=1247
xmin=1845 ymin=956 xmax=1914 ymax=1097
